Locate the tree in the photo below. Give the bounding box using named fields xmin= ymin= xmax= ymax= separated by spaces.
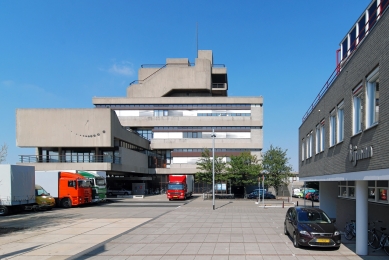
xmin=262 ymin=145 xmax=293 ymax=196
xmin=0 ymin=143 xmax=7 ymax=164
xmin=195 ymin=148 xmax=226 ymax=184
xmin=225 ymin=151 xmax=262 ymax=195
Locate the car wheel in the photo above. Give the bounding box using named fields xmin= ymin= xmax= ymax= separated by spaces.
xmin=293 ymin=232 xmax=299 ymax=248
xmin=108 ymin=192 xmax=113 ymax=196
xmin=124 ymin=192 xmax=129 ymax=195
xmin=284 ymin=224 xmax=288 ymax=235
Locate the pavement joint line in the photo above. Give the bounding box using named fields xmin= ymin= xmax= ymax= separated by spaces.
xmin=3 ymin=218 xmax=142 ymax=259
xmin=66 ymin=204 xmax=182 ymax=260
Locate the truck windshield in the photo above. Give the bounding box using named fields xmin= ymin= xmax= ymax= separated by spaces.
xmin=168 ymin=184 xmax=184 ymax=190
xmin=78 ymin=180 xmax=91 ymax=188
xmin=96 ymin=178 xmax=106 ymax=186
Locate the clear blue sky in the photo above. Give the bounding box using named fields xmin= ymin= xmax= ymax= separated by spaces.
xmin=0 ymin=1 xmax=369 ymax=171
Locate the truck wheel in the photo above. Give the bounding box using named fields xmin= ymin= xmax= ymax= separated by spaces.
xmin=61 ymin=198 xmax=71 ymax=208
xmin=0 ymin=206 xmax=9 ymax=216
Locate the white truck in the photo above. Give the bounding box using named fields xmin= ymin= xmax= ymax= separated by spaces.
xmin=0 ymin=165 xmax=35 ymax=216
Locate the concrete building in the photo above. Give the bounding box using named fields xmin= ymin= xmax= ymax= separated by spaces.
xmin=17 ymin=50 xmax=263 ymax=193
xmin=299 ymin=0 xmax=389 ymax=255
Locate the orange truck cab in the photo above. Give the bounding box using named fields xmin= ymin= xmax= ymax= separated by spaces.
xmin=35 ymin=171 xmax=92 ymax=208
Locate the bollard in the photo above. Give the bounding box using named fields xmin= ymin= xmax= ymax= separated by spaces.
xmin=288 ymin=197 xmax=290 ymax=202
xmin=296 ymin=201 xmax=299 ymax=206
xmin=282 ymin=200 xmax=284 ymax=208
xmin=312 ymin=199 xmax=314 ymax=208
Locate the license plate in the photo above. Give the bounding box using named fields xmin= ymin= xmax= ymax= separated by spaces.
xmin=317 ymin=238 xmax=330 ymax=243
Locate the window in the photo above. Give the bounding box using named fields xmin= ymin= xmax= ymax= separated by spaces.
xmin=301 ymin=139 xmax=305 ymax=161
xmin=352 ymin=85 xmax=363 ymax=135
xmin=329 ymin=109 xmax=336 ymax=147
xmin=154 ymin=110 xmax=168 ymax=117
xmin=307 ymin=132 xmax=313 ymax=158
xmin=337 ymin=101 xmax=344 ymax=143
xmin=315 ymin=124 xmax=320 ymax=154
xmin=320 ymin=120 xmax=325 ymax=152
xmin=366 ymin=67 xmax=379 ymax=128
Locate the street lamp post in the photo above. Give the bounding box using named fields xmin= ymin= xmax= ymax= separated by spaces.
xmin=212 ymin=128 xmax=216 ymax=210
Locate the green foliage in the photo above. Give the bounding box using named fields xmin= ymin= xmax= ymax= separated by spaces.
xmin=262 ymin=145 xmax=293 ymax=195
xmin=225 ymin=151 xmax=262 ymax=187
xmin=195 ymin=148 xmax=226 ymax=184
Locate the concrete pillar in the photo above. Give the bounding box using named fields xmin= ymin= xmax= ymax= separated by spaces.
xmin=355 ymin=180 xmax=368 ymax=255
xmin=319 ymin=181 xmax=338 ymax=218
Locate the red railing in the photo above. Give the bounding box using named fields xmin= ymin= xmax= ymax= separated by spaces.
xmin=302 ymin=1 xmax=388 ymax=122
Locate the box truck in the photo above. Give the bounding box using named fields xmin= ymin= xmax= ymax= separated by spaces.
xmin=0 ymin=165 xmax=35 ymax=216
xmin=167 ymin=175 xmax=194 ymax=200
xmin=35 ymin=171 xmax=92 ymax=208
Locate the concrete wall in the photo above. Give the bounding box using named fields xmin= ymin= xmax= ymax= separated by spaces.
xmin=16 ymin=108 xmax=150 ymax=150
xmin=16 ymin=109 xmax=113 ymax=148
xmin=112 ymin=147 xmax=149 ymax=174
xmin=319 ymin=181 xmax=338 ymax=218
xmin=127 ymin=56 xmax=212 ymax=98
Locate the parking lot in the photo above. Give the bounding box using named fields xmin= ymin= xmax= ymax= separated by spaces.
xmin=0 ymin=195 xmax=387 ymax=259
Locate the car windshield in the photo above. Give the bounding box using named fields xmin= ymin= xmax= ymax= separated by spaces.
xmin=36 ymin=188 xmax=49 ymax=196
xmin=297 ymin=210 xmax=332 ymax=223
xmin=168 ymin=184 xmax=183 ymax=190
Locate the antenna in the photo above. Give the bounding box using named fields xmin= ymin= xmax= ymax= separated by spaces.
xmin=196 ymin=22 xmax=198 ymax=58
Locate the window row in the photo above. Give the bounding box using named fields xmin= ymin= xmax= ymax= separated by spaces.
xmin=301 ymin=67 xmax=379 ymax=161
xmin=173 ymin=148 xmax=261 ymax=152
xmin=115 ymin=110 xmax=251 ymax=117
xmin=97 ymin=103 xmax=252 ymax=109
xmin=153 ymin=132 xmax=250 ymax=139
xmin=338 ymin=180 xmax=388 ymax=204
xmin=154 ymin=126 xmax=261 ymax=130
xmin=341 ymin=0 xmax=388 ymax=60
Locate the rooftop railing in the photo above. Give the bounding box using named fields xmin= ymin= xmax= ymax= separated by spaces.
xmin=129 ymin=63 xmax=226 ymax=86
xmin=302 ymin=1 xmax=388 ymax=122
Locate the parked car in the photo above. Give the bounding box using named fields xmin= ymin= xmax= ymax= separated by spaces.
xmin=107 ymin=188 xmax=131 ymax=196
xmin=260 ymin=192 xmax=276 ymax=199
xmin=284 ymin=207 xmax=341 ymax=248
xmin=297 ymin=189 xmax=317 ymax=198
xmin=248 ymin=191 xmax=275 ymax=200
xmin=313 ymin=192 xmax=319 ymax=202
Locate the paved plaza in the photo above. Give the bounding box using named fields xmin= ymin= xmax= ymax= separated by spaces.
xmin=0 ymin=195 xmax=387 ymax=259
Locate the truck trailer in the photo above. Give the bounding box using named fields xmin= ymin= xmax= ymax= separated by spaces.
xmin=35 ymin=171 xmax=92 ymax=208
xmin=167 ymin=175 xmax=194 ymax=200
xmin=0 ymin=165 xmax=35 ymax=216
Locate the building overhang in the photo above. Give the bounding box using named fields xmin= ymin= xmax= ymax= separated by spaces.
xmin=300 ymin=168 xmax=389 ymax=182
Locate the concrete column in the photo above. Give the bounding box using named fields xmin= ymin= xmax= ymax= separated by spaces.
xmin=355 ymin=180 xmax=368 ymax=255
xmin=319 ymin=181 xmax=338 ymax=218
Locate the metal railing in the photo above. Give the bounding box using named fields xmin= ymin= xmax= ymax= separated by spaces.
xmin=302 ymin=1 xmax=388 ymax=123
xmin=129 ymin=63 xmax=226 ymax=86
xmin=19 ymin=155 xmax=121 ymax=164
xmin=212 ymin=83 xmax=226 ymax=89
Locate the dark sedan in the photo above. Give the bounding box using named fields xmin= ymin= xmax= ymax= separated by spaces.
xmin=284 ymin=207 xmax=341 ymax=248
xmin=247 ymin=191 xmax=275 ymax=199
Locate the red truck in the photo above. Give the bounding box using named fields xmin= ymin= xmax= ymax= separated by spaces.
xmin=167 ymin=175 xmax=194 ymax=200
